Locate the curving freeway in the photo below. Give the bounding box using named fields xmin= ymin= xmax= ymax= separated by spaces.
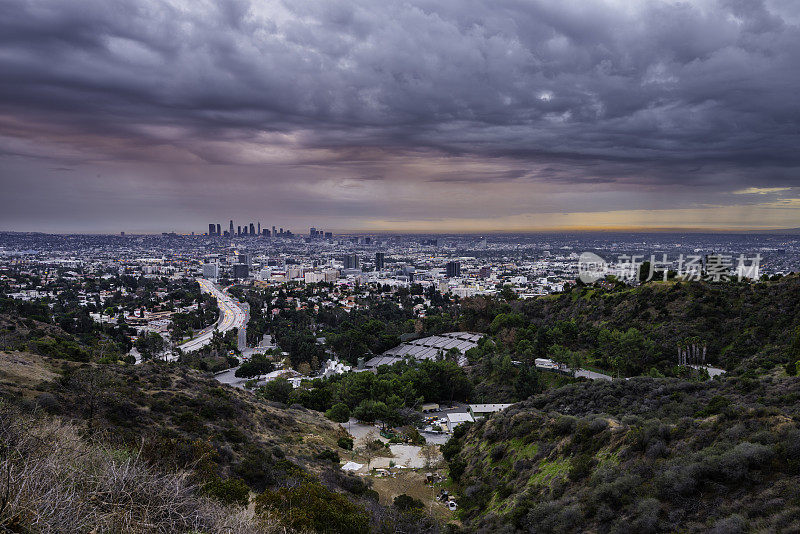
xmin=178 ymin=278 xmax=247 ymax=353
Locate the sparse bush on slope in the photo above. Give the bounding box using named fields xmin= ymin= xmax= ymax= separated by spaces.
xmin=0 ymin=408 xmax=278 ymax=534
xmin=444 ymin=377 xmax=800 ymax=533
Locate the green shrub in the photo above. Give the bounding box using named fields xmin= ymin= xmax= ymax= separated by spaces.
xmin=569 ymin=453 xmax=594 ymax=481
xmin=449 ymin=457 xmax=466 ymax=482
xmin=393 ymin=494 xmax=424 ymax=511
xmin=695 ymin=395 xmax=731 ymax=417
xmin=441 ymin=438 xmax=462 ymax=462
xmin=202 ymin=476 xmax=250 ymax=507
xmin=255 ymin=481 xmax=369 ymax=534
xmin=316 ymin=449 xmax=340 ymax=463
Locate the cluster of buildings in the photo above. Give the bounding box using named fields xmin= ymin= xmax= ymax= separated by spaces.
xmin=207 ymin=220 xmax=334 ymax=240
xmin=197 ymin=239 xmax=574 ymax=301
xmin=3 ymin=230 xmax=799 ymax=356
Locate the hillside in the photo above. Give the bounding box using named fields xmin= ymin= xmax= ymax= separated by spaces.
xmin=459 ymin=276 xmax=800 ymax=377
xmin=1 ymin=351 xmax=343 ymax=452
xmin=4 ymin=275 xmax=800 ymax=532
xmin=443 ymin=375 xmax=800 ymax=533
xmin=0 ymin=350 xmax=441 ymax=533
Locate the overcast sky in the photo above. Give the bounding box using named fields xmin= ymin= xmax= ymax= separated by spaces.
xmin=1 ymin=0 xmax=799 ymax=233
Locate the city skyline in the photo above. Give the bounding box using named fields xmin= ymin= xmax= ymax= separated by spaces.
xmin=2 ymin=0 xmax=800 ymax=233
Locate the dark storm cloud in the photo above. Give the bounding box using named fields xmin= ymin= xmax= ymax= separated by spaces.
xmin=1 ymin=0 xmax=800 ymax=231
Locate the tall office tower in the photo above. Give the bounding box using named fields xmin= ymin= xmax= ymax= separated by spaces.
xmin=375 ymin=252 xmax=385 ymax=270
xmin=344 ymin=253 xmax=360 ymax=270
xmin=202 ymin=263 xmax=219 ymax=279
xmin=446 ymin=261 xmax=461 ymax=278
xmin=249 ymin=223 xmax=255 ymax=235
xmin=272 ymin=226 xmax=276 ymax=237
xmin=229 ymin=220 xmax=234 ymax=235
xmin=257 ymin=222 xmax=261 ymax=235
xmin=232 ymin=263 xmax=249 ymax=279
xmin=264 ymin=229 xmax=270 ymax=237
xmin=216 ymin=223 xmax=221 ymax=235
xmin=310 ymin=227 xmax=316 ymax=237
xmin=237 ymin=225 xmax=241 ymax=236
xmin=325 ymin=232 xmax=332 ymax=239
xmin=208 ymin=223 xmax=215 ymax=236
xmin=279 ymin=227 xmax=283 ymax=235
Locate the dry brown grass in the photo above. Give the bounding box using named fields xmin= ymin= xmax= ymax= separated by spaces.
xmin=369 ymin=471 xmax=454 ymax=523
xmin=0 ymin=408 xmax=285 ymax=533
xmin=0 ymin=351 xmax=57 ymax=387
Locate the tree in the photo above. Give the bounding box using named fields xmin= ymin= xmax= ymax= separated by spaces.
xmin=235 ymin=358 xmax=274 ymax=379
xmin=61 ymin=367 xmax=114 ymax=433
xmin=134 ymin=332 xmax=165 ymax=360
xmin=639 ymin=261 xmax=651 ymax=283
xmin=496 ymin=354 xmax=515 ymax=381
xmin=259 ymin=378 xmax=293 ymax=404
xmin=352 ymin=400 xmax=388 ymax=424
xmin=514 ymin=364 xmax=540 ymax=400
xmin=500 ymin=285 xmax=517 ymax=301
xmin=445 ymin=347 xmax=462 ymax=362
xmin=326 ymin=402 xmax=351 ymax=424
xmin=356 ymin=430 xmax=381 ymax=469
xmin=549 ymin=344 xmax=573 ymax=371
xmin=569 ymin=350 xmax=585 ymax=376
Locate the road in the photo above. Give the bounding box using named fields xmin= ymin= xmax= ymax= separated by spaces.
xmin=214 ymin=366 xmax=246 ymax=388
xmin=178 ymin=278 xmax=247 ymax=353
xmin=574 ymin=369 xmax=613 ymax=381
xmin=535 ymin=359 xmax=613 ymax=381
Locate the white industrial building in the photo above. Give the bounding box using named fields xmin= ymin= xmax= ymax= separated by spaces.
xmin=364 ymin=332 xmax=483 ymax=369
xmin=446 ymin=412 xmax=474 ymax=433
